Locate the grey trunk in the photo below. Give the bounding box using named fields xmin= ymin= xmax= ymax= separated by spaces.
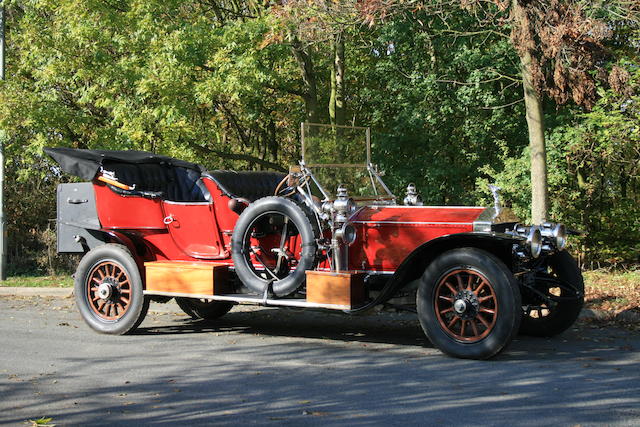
xmin=520 ymin=50 xmax=548 ymax=224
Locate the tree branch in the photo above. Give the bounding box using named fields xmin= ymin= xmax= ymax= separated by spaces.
xmin=188 ymin=142 xmax=287 ymax=172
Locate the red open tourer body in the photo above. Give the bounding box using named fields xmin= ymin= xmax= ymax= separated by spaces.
xmin=46 ymin=124 xmax=584 ymax=359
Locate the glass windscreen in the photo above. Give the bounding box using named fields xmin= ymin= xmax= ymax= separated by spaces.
xmin=302 ymin=123 xmax=369 ymax=166
xmin=301 ymin=123 xmax=393 ymax=201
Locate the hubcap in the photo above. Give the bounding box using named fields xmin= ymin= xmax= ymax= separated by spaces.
xmin=453 ymin=299 xmax=467 ymax=314
xmin=97 ymin=282 xmax=114 ymax=300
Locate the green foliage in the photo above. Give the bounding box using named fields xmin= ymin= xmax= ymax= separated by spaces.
xmin=480 ymin=65 xmax=640 ymax=264
xmin=0 ymin=0 xmax=637 ymax=270
xmin=352 ymin=12 xmax=527 ymax=205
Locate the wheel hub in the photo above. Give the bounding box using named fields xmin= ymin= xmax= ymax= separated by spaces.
xmin=454 ymin=290 xmax=479 ymax=319
xmin=97 ymin=281 xmax=115 ymax=300
xmin=453 ymin=299 xmax=467 ymax=314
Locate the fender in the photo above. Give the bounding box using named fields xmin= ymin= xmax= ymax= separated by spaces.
xmin=103 ymin=230 xmax=148 ymax=274
xmin=348 ymin=232 xmax=524 ymax=313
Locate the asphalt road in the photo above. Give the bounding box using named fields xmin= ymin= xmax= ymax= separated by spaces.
xmin=1 ymin=295 xmax=639 ymax=426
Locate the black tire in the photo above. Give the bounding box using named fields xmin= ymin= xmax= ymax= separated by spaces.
xmin=175 ymin=298 xmax=234 ymax=320
xmin=74 ymin=244 xmax=149 ymax=335
xmin=231 ymin=196 xmax=318 ymax=296
xmin=417 ymin=248 xmax=522 ymax=360
xmin=520 ymin=250 xmax=584 ymax=337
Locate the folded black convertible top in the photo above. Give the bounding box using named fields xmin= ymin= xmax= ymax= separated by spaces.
xmin=44 ymin=147 xmax=204 ymax=180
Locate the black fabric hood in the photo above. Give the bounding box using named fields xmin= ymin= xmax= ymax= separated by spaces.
xmin=44 ymin=147 xmax=204 ymax=180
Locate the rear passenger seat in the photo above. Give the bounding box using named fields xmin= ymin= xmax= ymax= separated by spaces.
xmin=101 ymin=161 xmax=210 ymax=202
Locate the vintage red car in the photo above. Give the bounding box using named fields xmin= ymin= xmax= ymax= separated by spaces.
xmin=45 ymin=123 xmax=584 ymax=359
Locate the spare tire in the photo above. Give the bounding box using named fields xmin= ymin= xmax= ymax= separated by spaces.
xmin=231 ymin=196 xmax=319 ymax=296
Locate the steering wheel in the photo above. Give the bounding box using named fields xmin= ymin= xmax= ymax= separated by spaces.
xmin=274 ymin=173 xmax=307 ymax=198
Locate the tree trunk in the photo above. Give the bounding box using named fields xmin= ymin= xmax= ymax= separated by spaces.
xmin=291 ymin=36 xmax=321 ymax=124
xmin=512 ymin=0 xmax=548 ymax=224
xmin=520 ymin=50 xmax=548 ymax=224
xmin=329 ymin=31 xmax=345 ymax=126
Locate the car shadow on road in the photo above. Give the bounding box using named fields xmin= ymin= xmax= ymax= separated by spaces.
xmin=132 ymin=307 xmax=431 ymax=348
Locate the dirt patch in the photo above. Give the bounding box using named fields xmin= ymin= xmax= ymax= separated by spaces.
xmin=583 ymin=269 xmax=640 ymax=331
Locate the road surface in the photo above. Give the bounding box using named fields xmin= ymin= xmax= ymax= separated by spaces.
xmin=1 ymin=295 xmax=639 ymax=426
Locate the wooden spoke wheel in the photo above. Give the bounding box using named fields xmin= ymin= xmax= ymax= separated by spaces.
xmin=75 ymin=244 xmax=149 ymax=335
xmin=86 ymin=261 xmax=132 ymax=320
xmin=417 ymin=248 xmax=521 ymax=360
xmin=434 ymin=269 xmax=498 ymax=343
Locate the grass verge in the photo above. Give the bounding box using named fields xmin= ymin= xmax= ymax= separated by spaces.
xmin=0 ymin=275 xmax=73 ymax=288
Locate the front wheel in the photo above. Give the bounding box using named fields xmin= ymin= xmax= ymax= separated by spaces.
xmin=417 ymin=248 xmax=521 ymax=360
xmin=74 ymin=244 xmax=149 ymax=335
xmin=520 ymin=250 xmax=584 ymax=337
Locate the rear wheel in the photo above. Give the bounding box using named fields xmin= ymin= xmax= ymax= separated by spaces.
xmin=74 ymin=244 xmax=149 ymax=335
xmin=417 ymin=248 xmax=521 ymax=359
xmin=175 ymin=298 xmax=234 ymax=320
xmin=520 ymin=250 xmax=584 ymax=337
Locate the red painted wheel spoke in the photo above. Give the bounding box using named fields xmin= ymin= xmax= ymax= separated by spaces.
xmin=447 ymin=316 xmax=460 ymax=329
xmin=466 ymin=274 xmax=474 ymax=291
xmin=470 ymin=320 xmax=479 ymax=337
xmin=444 ymin=282 xmax=457 ymax=295
xmin=477 ymin=314 xmax=491 ymax=328
xmin=475 ymin=280 xmax=487 ymax=295
xmin=87 ymin=261 xmax=131 ymax=321
xmin=435 ymin=269 xmax=498 ymax=342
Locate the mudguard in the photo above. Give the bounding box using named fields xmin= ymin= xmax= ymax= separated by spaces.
xmin=347 ymin=232 xmax=524 ymax=313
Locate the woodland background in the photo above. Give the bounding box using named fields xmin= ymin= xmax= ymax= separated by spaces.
xmin=0 ymin=0 xmax=638 ymax=275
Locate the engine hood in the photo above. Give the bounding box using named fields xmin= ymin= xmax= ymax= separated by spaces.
xmin=350 ymin=205 xmax=487 ymax=225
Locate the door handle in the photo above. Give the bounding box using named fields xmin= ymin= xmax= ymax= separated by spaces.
xmin=67 ymin=198 xmax=88 ymax=204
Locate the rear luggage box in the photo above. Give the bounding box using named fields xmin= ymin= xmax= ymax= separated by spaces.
xmin=56 ymin=183 xmax=103 ymax=253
